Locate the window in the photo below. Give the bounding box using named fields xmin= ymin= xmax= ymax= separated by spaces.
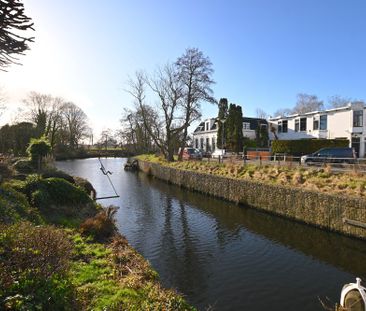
xmin=200 ymin=138 xmax=204 ymax=149
xmin=278 ymin=121 xmax=282 ymax=133
xmin=195 ymin=139 xmax=198 ymax=149
xmin=278 ymin=120 xmax=287 ymax=133
xmin=212 ymin=137 xmax=216 ymax=151
xmin=282 ymin=120 xmax=287 ymax=133
xmin=300 ymin=118 xmax=307 ymax=131
xmin=206 ymin=138 xmax=210 ymax=151
xmin=205 ymin=122 xmax=209 ymax=131
xmin=353 ymin=110 xmax=363 ymax=127
xmin=320 ymin=115 xmax=327 ymax=130
xmin=243 ymin=122 xmax=250 ymax=130
xmin=295 ymin=119 xmax=300 ymax=132
xmin=313 ymin=118 xmax=319 ymax=130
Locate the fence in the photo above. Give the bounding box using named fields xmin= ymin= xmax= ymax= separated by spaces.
xmin=203 ymin=152 xmax=366 ymax=173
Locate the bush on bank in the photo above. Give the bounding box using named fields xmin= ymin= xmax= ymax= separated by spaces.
xmin=271 ymin=139 xmax=349 ymax=156
xmin=0 ymin=184 xmax=42 ymax=224
xmin=7 ymin=175 xmax=96 ymax=225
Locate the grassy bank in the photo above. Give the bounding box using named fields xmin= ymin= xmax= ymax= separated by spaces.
xmin=0 ymin=159 xmax=193 ymax=310
xmin=137 ymin=154 xmax=366 ymax=198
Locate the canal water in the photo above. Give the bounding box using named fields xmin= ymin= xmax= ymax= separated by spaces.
xmin=56 ymin=158 xmax=366 ymax=311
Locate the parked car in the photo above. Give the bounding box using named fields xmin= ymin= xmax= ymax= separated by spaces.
xmin=200 ymin=150 xmax=212 ymax=158
xmin=211 ymin=149 xmax=227 ymax=159
xmin=300 ymin=147 xmax=356 ymax=165
xmin=181 ymin=147 xmax=202 ymax=160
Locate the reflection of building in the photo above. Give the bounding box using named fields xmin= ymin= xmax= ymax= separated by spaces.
xmin=269 ymin=102 xmax=366 ymax=157
xmin=192 ymin=117 xmax=268 ymax=152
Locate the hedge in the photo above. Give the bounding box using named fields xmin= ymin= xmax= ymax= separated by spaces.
xmin=271 ymin=139 xmax=349 ymax=155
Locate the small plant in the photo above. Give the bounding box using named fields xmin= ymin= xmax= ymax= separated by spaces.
xmin=80 ymin=205 xmax=118 ymax=241
xmin=27 ymin=136 xmax=51 ymax=171
xmin=0 ymin=222 xmax=76 ymax=310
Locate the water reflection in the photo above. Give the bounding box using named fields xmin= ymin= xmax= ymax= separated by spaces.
xmin=56 ymin=159 xmax=366 ymax=311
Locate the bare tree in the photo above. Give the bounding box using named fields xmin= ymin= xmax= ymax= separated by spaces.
xmin=126 ymin=67 xmax=182 ymax=161
xmin=98 ymin=128 xmax=115 ymax=149
xmin=272 ymin=108 xmax=292 ymax=118
xmin=292 ymin=93 xmax=324 ymax=114
xmin=175 ymin=48 xmax=215 ymax=160
xmin=146 ymin=64 xmax=184 ymax=161
xmin=23 ymin=92 xmax=65 ymax=148
xmin=125 ymin=71 xmax=162 ymax=153
xmin=0 ymin=0 xmax=34 ymax=70
xmin=61 ymin=102 xmax=88 ymax=149
xmin=256 ymin=108 xmax=268 ymax=119
xmin=327 ymin=95 xmax=351 ymax=109
xmin=120 ymin=106 xmax=155 ymax=153
xmin=23 ymin=91 xmax=53 ymax=136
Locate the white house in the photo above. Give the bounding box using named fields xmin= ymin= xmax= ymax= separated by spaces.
xmin=192 ymin=117 xmax=268 ymax=152
xmin=268 ymin=102 xmax=366 ymax=158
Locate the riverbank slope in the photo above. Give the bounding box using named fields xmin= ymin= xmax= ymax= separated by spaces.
xmin=0 ymin=160 xmax=193 ymax=310
xmin=137 ymin=155 xmax=366 ymax=240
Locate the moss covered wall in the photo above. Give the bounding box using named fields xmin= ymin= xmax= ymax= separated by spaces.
xmin=138 ymin=160 xmax=366 ymax=239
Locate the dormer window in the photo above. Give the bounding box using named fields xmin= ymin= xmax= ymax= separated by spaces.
xmin=205 ymin=122 xmax=210 ymax=131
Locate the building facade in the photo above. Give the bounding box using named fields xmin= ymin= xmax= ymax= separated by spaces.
xmin=269 ymin=102 xmax=366 ymax=157
xmin=192 ymin=117 xmax=268 ymax=152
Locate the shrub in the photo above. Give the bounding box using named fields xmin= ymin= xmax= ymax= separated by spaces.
xmin=0 ymin=162 xmax=13 ymax=182
xmin=74 ymin=176 xmax=97 ymax=200
xmin=41 ymin=168 xmax=96 ymax=199
xmin=80 ymin=206 xmax=117 ymax=241
xmin=0 ymin=184 xmax=42 ymax=224
xmin=9 ymin=175 xmax=97 ymax=225
xmin=0 ymin=222 xmax=77 ymax=310
xmin=271 ymin=139 xmax=349 ymax=156
xmin=12 ymin=158 xmax=35 ymax=174
xmin=41 ymin=167 xmax=75 ymax=184
xmin=26 ymin=137 xmax=51 ymax=170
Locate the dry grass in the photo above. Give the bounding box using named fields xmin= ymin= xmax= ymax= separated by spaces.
xmin=139 ymin=155 xmax=366 ymax=198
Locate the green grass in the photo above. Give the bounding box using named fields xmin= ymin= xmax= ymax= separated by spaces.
xmin=68 ymin=232 xmax=194 ymax=310
xmin=0 ymin=161 xmax=194 ymax=310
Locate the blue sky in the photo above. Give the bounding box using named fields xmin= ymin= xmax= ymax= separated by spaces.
xmin=1 ymin=0 xmax=366 ymax=137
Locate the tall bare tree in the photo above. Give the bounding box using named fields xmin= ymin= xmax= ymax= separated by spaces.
xmin=125 ymin=48 xmax=215 ymax=161
xmin=61 ymin=102 xmax=88 ymax=149
xmin=272 ymin=108 xmax=292 ymax=118
xmin=175 ymin=48 xmax=215 ymax=159
xmin=327 ymin=95 xmax=352 ymax=109
xmin=292 ymin=93 xmax=324 ymax=114
xmin=23 ymin=91 xmax=53 ymax=136
xmin=126 ymin=68 xmax=182 ymax=161
xmin=256 ymin=108 xmax=268 ymax=119
xmin=120 ymin=107 xmax=155 ymax=153
xmin=0 ymin=0 xmax=34 ymax=70
xmin=146 ymin=64 xmax=184 ymax=161
xmin=23 ymin=92 xmax=65 ymax=149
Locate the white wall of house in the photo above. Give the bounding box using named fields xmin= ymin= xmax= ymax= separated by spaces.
xmin=269 ymin=102 xmax=366 ymax=157
xmin=192 ymin=118 xmax=262 ymax=152
xmin=193 ymin=131 xmax=217 ymax=151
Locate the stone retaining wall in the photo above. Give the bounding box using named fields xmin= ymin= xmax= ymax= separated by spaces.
xmin=138 ymin=160 xmax=366 ymax=239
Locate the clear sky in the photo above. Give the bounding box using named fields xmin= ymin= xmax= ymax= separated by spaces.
xmin=1 ymin=0 xmax=366 ymax=138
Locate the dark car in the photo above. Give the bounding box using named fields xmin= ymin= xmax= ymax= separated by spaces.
xmin=181 ymin=147 xmax=203 ymax=160
xmin=300 ymin=147 xmax=356 ymax=165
